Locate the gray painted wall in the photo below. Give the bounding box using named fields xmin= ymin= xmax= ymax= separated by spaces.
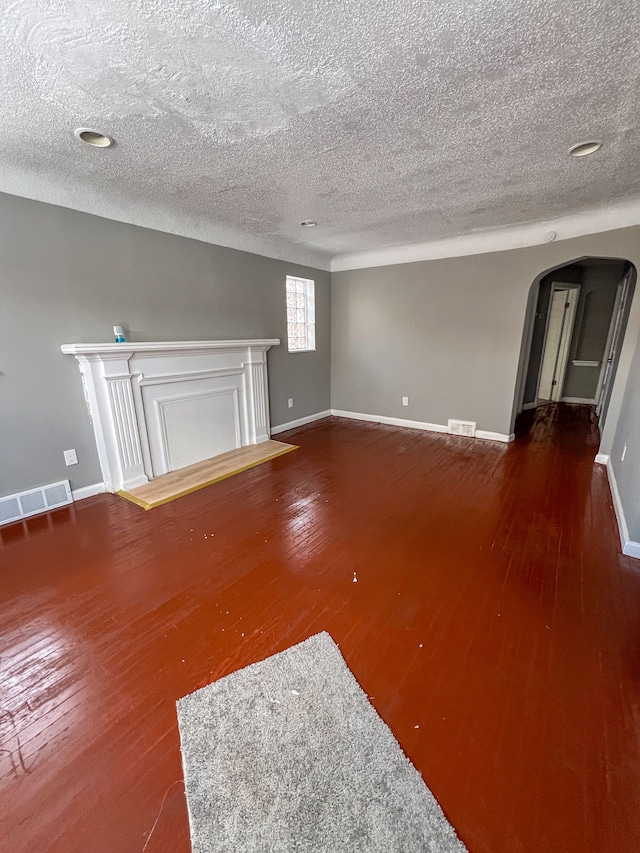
xmin=332 ymin=232 xmax=640 ymax=434
xmin=332 ymin=226 xmax=640 ymax=546
xmin=331 ymin=256 xmax=527 ymax=435
xmin=611 ymin=325 xmax=640 ymax=542
xmin=2 ymin=188 xmax=639 ymax=551
xmin=0 ymin=193 xmax=330 ymax=497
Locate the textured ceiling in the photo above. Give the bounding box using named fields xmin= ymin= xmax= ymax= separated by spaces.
xmin=1 ymin=0 xmax=640 ymax=268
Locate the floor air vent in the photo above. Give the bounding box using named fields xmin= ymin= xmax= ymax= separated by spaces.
xmin=448 ymin=419 xmax=477 ymax=438
xmin=0 ymin=480 xmax=72 ymax=526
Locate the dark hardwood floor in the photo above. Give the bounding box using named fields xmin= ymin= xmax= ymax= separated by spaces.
xmin=1 ymin=405 xmax=639 ymax=853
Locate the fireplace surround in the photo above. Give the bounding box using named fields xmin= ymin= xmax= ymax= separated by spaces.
xmin=61 ymin=340 xmax=280 ymax=492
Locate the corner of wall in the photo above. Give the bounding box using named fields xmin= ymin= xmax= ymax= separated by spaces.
xmin=594 ymin=454 xmax=640 ymax=560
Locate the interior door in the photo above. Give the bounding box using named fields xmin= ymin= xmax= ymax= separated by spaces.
xmin=538 ymin=286 xmax=580 ymax=402
xmin=595 ymin=272 xmax=631 ymax=422
xmin=539 ymin=289 xmax=569 ymax=400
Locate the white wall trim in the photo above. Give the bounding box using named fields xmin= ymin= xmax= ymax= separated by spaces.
xmin=270 ymin=410 xmax=332 ymax=435
xmin=624 ymin=540 xmax=640 ymax=559
xmin=561 ymin=396 xmax=596 ymax=404
xmin=72 ymin=482 xmax=106 ymax=501
xmin=330 ymin=196 xmax=640 ymax=271
xmin=476 ymin=430 xmax=515 ymax=443
xmin=595 ymin=454 xmax=640 ymax=560
xmin=522 ymin=401 xmax=538 ymax=411
xmin=331 ymin=409 xmax=447 ymax=433
xmin=330 ymin=409 xmax=513 ymax=443
xmin=5 ymin=164 xmax=640 ymax=275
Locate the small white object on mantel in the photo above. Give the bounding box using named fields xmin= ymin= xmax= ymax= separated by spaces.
xmin=61 ymin=340 xmax=279 ymax=493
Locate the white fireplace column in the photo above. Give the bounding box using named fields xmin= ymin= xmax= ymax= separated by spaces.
xmin=244 ymin=345 xmax=271 ymax=445
xmin=61 ymin=340 xmax=280 ymax=492
xmin=69 ymin=348 xmax=147 ymax=492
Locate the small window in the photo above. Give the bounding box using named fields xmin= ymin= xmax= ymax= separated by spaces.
xmin=286 ymin=275 xmax=315 ymax=352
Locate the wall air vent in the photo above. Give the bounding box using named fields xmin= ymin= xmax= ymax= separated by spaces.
xmin=0 ymin=480 xmax=72 ymax=526
xmin=448 ymin=419 xmax=477 ymax=438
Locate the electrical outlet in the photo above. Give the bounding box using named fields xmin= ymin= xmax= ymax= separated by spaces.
xmin=64 ymin=449 xmax=78 ymax=466
xmin=402 ymin=397 xmax=409 ymax=406
xmin=622 ymin=444 xmax=627 ymax=462
xmin=288 ymin=398 xmax=294 ymax=409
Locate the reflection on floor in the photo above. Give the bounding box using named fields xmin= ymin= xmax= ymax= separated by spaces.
xmin=1 ymin=406 xmax=638 ymax=853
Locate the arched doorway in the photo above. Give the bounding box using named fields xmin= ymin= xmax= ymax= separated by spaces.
xmin=513 ymin=256 xmax=636 ymax=435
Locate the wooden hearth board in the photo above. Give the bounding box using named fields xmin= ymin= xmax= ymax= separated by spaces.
xmin=118 ymin=440 xmax=298 ymax=510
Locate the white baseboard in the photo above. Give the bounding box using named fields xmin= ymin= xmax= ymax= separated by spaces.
xmin=476 ymin=430 xmax=515 ymax=443
xmin=561 ymin=397 xmax=596 ymax=404
xmin=522 ymin=401 xmax=538 ymax=411
xmin=594 ymin=454 xmax=640 ymax=559
xmin=270 ymin=410 xmax=332 ymax=435
xmin=72 ymin=482 xmax=106 ymax=501
xmin=330 ymin=410 xmax=514 ymax=443
xmin=625 ymin=540 xmax=640 ymax=559
xmin=331 ymin=409 xmax=448 ymax=433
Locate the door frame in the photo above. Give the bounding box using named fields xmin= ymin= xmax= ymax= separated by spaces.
xmin=595 ymin=267 xmax=632 ymax=423
xmin=513 ymin=280 xmax=540 ymax=415
xmin=536 ymin=282 xmax=580 ymax=403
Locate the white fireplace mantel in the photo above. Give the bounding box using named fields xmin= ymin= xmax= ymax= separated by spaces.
xmin=61 ymin=339 xmax=280 ymax=493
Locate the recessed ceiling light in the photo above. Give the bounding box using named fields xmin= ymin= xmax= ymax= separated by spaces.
xmin=568 ymin=141 xmax=602 ymax=157
xmin=74 ymin=128 xmax=114 ymax=148
xmin=300 ymin=220 xmax=317 ymax=227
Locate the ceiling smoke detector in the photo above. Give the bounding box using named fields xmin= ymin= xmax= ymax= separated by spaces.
xmin=74 ymin=128 xmax=114 ymax=148
xmin=300 ymin=220 xmax=317 ymax=227
xmin=568 ymin=141 xmax=602 ymax=157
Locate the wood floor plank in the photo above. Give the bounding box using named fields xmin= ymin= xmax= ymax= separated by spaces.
xmin=1 ymin=405 xmax=639 ymax=853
